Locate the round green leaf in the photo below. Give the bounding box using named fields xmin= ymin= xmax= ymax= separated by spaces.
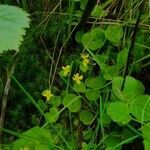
xmin=105 ymin=25 xmax=123 ymax=45
xmin=102 ymin=66 xmax=118 ymax=80
xmin=63 ymin=94 xmax=81 ymax=112
xmin=101 ymin=113 xmax=112 ymax=127
xmin=91 ymin=28 xmax=106 ymax=48
xmin=82 ymin=28 xmax=105 ymax=51
xmin=0 ymin=5 xmax=30 ymax=53
xmin=75 ymin=31 xmax=84 ymax=43
xmin=51 ymin=96 xmax=62 ymax=107
xmin=105 ymin=134 xmax=121 ymax=150
xmin=82 ymin=33 xmax=98 ymax=50
xmin=130 ymin=95 xmax=150 ymax=122
xmin=143 ymin=140 xmax=150 ymax=150
xmin=107 ymin=102 xmax=131 ymax=124
xmin=45 ymin=107 xmax=59 ymax=123
xmin=142 ymin=123 xmax=150 ymax=140
xmin=74 ymin=82 xmax=86 ymax=93
xmin=13 ymin=127 xmax=53 ymax=149
xmin=79 ymin=110 xmax=95 ymax=125
xmin=80 ymin=0 xmax=87 ymax=10
xmin=85 ymin=77 xmax=106 ymax=89
xmin=112 ymin=76 xmax=145 ymax=102
xmin=85 ymin=89 xmax=100 ymax=101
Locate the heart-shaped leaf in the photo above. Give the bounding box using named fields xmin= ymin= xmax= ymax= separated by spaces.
xmin=45 ymin=107 xmax=59 ymax=123
xmin=85 ymin=77 xmax=106 ymax=89
xmin=112 ymin=76 xmax=145 ymax=102
xmin=74 ymin=82 xmax=86 ymax=93
xmin=79 ymin=110 xmax=95 ymax=125
xmin=85 ymin=89 xmax=100 ymax=101
xmin=63 ymin=94 xmax=81 ymax=112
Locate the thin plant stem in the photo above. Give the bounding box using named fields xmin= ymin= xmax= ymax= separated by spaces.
xmin=0 ymin=57 xmax=18 ymax=145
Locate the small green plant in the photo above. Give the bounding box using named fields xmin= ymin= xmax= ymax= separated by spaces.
xmin=0 ymin=1 xmax=149 ymax=150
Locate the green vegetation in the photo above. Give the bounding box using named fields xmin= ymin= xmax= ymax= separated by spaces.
xmin=0 ymin=0 xmax=150 ymax=150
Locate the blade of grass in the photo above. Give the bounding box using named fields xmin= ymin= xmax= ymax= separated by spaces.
xmin=0 ymin=127 xmax=55 ymax=146
xmin=0 ymin=127 xmax=37 ymax=144
xmin=11 ymin=75 xmax=45 ymax=117
xmin=0 ymin=57 xmax=18 ymax=146
xmin=99 ymin=96 xmax=105 ymax=148
xmin=113 ymin=135 xmax=140 ymax=149
xmin=127 ymin=124 xmax=143 ymax=136
xmin=121 ymin=0 xmax=145 ymax=90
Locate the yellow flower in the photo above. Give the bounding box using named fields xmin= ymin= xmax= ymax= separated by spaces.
xmin=73 ymin=73 xmax=83 ymax=85
xmin=83 ymin=58 xmax=90 ymax=67
xmin=81 ymin=53 xmax=89 ymax=59
xmin=62 ymin=65 xmax=71 ymax=77
xmin=42 ymin=89 xmax=53 ymax=101
xmin=20 ymin=147 xmax=29 ymax=150
xmin=81 ymin=53 xmax=90 ymax=67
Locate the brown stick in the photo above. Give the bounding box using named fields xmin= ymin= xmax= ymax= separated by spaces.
xmin=121 ymin=0 xmax=145 ymax=90
xmin=0 ymin=58 xmax=18 ymax=146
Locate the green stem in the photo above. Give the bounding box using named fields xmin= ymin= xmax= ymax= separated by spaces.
xmin=121 ymin=0 xmax=145 ymax=90
xmin=113 ymin=135 xmax=140 ymax=148
xmin=11 ymin=75 xmax=45 ymax=117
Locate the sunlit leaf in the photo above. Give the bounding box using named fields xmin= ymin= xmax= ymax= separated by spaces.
xmin=142 ymin=122 xmax=150 ymax=140
xmin=0 ymin=5 xmax=30 ymax=53
xmin=143 ymin=140 xmax=150 ymax=150
xmin=107 ymin=102 xmax=131 ymax=124
xmin=13 ymin=126 xmax=54 ymax=150
xmin=130 ymin=95 xmax=150 ymax=122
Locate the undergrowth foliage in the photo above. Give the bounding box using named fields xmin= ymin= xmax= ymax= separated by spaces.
xmin=0 ymin=0 xmax=150 ymax=150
